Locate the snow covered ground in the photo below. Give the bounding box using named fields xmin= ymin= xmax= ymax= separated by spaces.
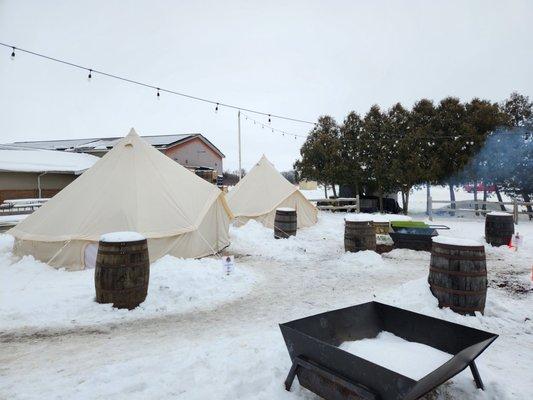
xmin=1 ymin=212 xmax=532 ymax=399
xmin=0 ymin=239 xmax=258 ymax=334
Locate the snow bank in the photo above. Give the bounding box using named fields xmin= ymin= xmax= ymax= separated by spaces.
xmin=0 ymin=239 xmax=259 ymax=333
xmin=299 ymin=185 xmax=338 ymax=199
xmin=340 ymin=331 xmax=453 ymax=380
xmin=230 ymin=217 xmax=345 ymax=262
xmin=377 ymin=277 xmax=533 ymax=398
xmin=335 ymin=250 xmax=385 ymax=269
xmin=2 ymin=214 xmax=532 ymax=400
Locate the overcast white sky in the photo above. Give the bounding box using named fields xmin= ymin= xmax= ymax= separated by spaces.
xmin=1 ymin=0 xmax=532 ymax=171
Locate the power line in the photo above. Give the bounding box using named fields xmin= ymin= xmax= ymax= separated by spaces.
xmin=1 ymin=42 xmax=317 ymax=126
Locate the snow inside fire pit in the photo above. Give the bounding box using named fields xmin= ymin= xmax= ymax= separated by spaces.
xmin=339 ymin=331 xmax=453 ymax=380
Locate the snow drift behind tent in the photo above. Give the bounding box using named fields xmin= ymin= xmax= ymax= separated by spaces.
xmin=9 ymin=129 xmax=232 ymax=270
xmin=226 ymin=155 xmax=317 ymax=228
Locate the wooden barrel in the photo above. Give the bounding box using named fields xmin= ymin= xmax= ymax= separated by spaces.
xmin=95 ymin=232 xmax=150 ymax=309
xmin=485 ymin=213 xmax=514 ymax=246
xmin=373 ymin=222 xmax=391 ymax=235
xmin=428 ymin=239 xmax=487 ymax=315
xmin=344 ymin=220 xmax=376 ymax=252
xmin=274 ymin=208 xmax=297 ymax=239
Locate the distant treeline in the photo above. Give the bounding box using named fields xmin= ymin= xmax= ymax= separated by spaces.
xmin=294 ymin=92 xmax=532 ymax=214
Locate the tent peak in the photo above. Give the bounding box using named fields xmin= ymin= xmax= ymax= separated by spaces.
xmin=127 ymin=128 xmax=140 ymax=137
xmin=259 ymin=154 xmax=272 ymax=165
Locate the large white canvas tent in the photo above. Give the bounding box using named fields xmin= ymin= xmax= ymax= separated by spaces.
xmin=226 ymin=155 xmax=317 ymax=228
xmin=9 ymin=129 xmax=232 ymax=270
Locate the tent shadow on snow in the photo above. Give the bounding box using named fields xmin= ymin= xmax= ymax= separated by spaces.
xmin=8 ymin=129 xmax=233 ymax=270
xmin=226 ymin=155 xmax=317 ymax=229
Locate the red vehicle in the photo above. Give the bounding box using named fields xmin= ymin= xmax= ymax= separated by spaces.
xmin=463 ymin=183 xmax=496 ymax=193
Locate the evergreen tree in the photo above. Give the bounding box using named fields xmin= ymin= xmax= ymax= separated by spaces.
xmin=339 ymin=112 xmax=366 ymax=196
xmin=501 ymin=92 xmax=533 ymax=128
xmin=433 ymin=97 xmax=476 ymax=211
xmin=499 ymin=93 xmax=533 ymax=216
xmin=294 ymin=116 xmax=342 ymax=197
xmin=463 ymin=99 xmax=505 ymax=209
xmin=361 ymin=105 xmax=396 ymax=211
xmin=387 ymin=103 xmax=417 ymax=213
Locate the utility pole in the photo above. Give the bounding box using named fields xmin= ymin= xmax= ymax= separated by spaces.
xmin=238 ymin=110 xmax=242 ymax=180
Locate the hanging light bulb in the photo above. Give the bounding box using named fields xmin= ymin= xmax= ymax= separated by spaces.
xmin=87 ymin=69 xmax=92 ymax=81
xmin=156 ymin=88 xmax=160 ymax=98
xmin=215 ymin=103 xmax=219 ymax=113
xmin=10 ymin=47 xmax=15 ymax=60
xmin=268 ymin=114 xmax=271 ymax=124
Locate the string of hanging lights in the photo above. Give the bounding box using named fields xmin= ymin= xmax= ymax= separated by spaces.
xmin=240 ymin=112 xmax=308 ymax=139
xmin=2 ymin=42 xmax=523 ymax=144
xmin=1 ymin=42 xmax=317 ymax=127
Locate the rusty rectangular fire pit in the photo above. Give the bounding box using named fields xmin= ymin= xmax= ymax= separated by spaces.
xmin=280 ymin=302 xmax=497 ymax=400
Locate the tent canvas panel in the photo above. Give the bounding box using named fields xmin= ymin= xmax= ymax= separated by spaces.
xmin=13 ymin=196 xmax=231 ymax=270
xmin=227 ymin=155 xmax=317 ymax=228
xmin=233 ymin=190 xmax=317 ymax=229
xmin=9 ymin=129 xmax=232 ymax=270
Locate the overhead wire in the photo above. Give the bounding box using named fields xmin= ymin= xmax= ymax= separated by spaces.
xmin=0 ymin=42 xmax=317 ymax=126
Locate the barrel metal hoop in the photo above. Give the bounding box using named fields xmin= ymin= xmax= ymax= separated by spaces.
xmin=431 ymin=252 xmax=486 ymax=262
xmin=95 ymin=286 xmax=148 ymax=293
xmin=439 ymin=303 xmax=484 ymax=313
xmin=96 ymin=261 xmax=149 ymax=268
xmin=100 ymin=239 xmax=147 ymax=245
xmin=432 ymin=242 xmax=485 ymax=251
xmin=97 ymin=249 xmax=148 ymax=255
xmin=430 ymin=283 xmax=487 ymax=296
xmin=429 ymin=266 xmax=487 ymax=277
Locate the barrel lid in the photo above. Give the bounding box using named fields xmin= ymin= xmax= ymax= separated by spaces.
xmin=432 ymin=236 xmax=482 ymax=247
xmin=276 ymin=207 xmax=295 ymax=212
xmin=345 ymin=214 xmax=372 ymax=222
xmin=487 ymin=211 xmax=512 ymax=216
xmin=100 ymin=231 xmax=146 ymax=243
xmin=345 ymin=213 xmax=410 ymax=223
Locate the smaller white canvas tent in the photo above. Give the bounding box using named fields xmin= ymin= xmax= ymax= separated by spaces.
xmin=9 ymin=129 xmax=233 ymax=270
xmin=226 ymin=155 xmax=317 ymax=228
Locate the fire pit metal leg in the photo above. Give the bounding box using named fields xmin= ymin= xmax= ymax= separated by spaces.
xmin=284 ymin=356 xmax=377 ymax=399
xmin=284 ymin=358 xmax=300 ymax=391
xmin=469 ymin=361 xmax=484 ymax=390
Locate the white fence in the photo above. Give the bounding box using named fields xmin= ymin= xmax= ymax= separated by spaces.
xmin=308 ymin=196 xmax=360 ymax=212
xmin=428 ymin=197 xmax=533 ymax=223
